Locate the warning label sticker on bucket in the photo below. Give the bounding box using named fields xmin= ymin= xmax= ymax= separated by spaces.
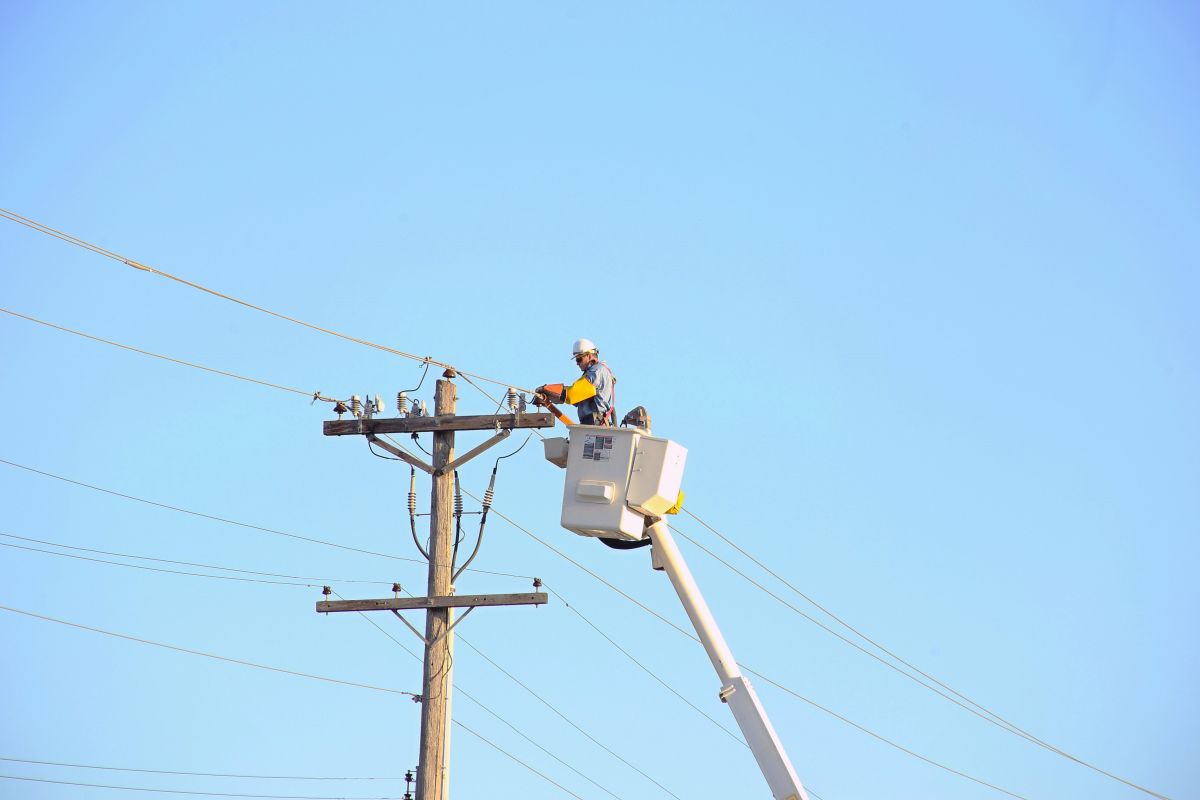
xmin=582 ymin=434 xmax=613 ymax=462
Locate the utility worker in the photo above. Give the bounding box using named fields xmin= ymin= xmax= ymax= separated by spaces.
xmin=534 ymin=338 xmax=617 ymax=426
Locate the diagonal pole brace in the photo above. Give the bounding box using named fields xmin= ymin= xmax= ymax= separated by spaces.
xmin=367 ymin=434 xmax=434 ymax=474
xmin=391 ymin=606 xmax=479 ymax=648
xmin=433 ymin=429 xmax=511 ymax=476
xmin=392 ymin=609 xmax=429 ymax=644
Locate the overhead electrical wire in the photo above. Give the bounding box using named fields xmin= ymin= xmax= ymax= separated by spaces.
xmin=0 ymin=454 xmax=1116 ymax=798
xmin=0 ymin=604 xmax=591 ymax=800
xmin=0 ymin=209 xmax=1162 ymax=796
xmin=0 ymin=532 xmax=393 ymax=588
xmin=0 ymin=216 xmax=534 ymax=421
xmin=0 ymin=756 xmax=402 ymax=781
xmin=4 ymin=458 xmax=1035 ymax=800
xmin=0 ymin=604 xmax=421 ymax=699
xmin=324 ymin=484 xmax=791 ymax=800
xmin=1 ymin=471 xmax=720 ymax=797
xmin=0 ymin=462 xmax=681 ymax=796
xmin=0 ymin=298 xmax=1148 ymax=793
xmin=666 ymin=525 xmax=1052 ymax=740
xmin=336 ymin=592 xmax=637 ymax=800
xmin=0 ymin=458 xmax=532 ymax=582
xmin=0 ymin=307 xmax=316 ymax=397
xmin=0 ymin=464 xmax=667 ymax=795
xmin=744 ymin=665 xmax=1036 ymax=800
xmin=0 ymin=539 xmax=339 ymax=588
xmin=0 ymin=466 xmax=1140 ymax=800
xmin=1 ymin=302 xmax=529 ymax=462
xmin=677 ymin=511 xmax=1170 ymax=800
xmin=452 ymin=623 xmax=686 ymax=800
xmin=540 ymin=583 xmax=745 ymax=746
xmin=0 ymin=208 xmax=533 ymax=394
xmin=0 ymin=476 xmax=698 ymax=799
xmin=533 ymin=587 xmax=838 ymax=798
xmin=0 ymin=303 xmax=513 ymax=440
xmin=0 ymin=304 xmax=531 ymax=496
xmin=449 ymin=718 xmax=587 ymax=800
xmin=475 ymin=497 xmax=1039 ymax=800
xmin=0 ymin=774 xmax=402 ymax=800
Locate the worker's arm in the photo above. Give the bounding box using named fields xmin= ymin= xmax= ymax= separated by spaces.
xmin=564 ymin=375 xmax=597 ymax=405
xmin=536 ymin=379 xmax=596 ymax=406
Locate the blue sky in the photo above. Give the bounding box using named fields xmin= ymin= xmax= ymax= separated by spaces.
xmin=1 ymin=2 xmax=1197 ymax=799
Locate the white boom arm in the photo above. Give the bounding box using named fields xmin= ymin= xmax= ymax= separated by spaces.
xmin=646 ymin=521 xmax=809 ymax=800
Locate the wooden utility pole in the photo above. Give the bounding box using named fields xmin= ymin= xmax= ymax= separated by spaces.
xmin=318 ymin=373 xmax=554 ymax=800
xmin=419 ymin=376 xmax=455 ymax=800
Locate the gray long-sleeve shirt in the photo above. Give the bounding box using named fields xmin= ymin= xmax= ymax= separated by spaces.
xmin=576 ymin=361 xmax=616 ymax=425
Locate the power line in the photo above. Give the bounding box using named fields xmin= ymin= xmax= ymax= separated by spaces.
xmin=336 ymin=587 xmax=633 ymax=800
xmin=0 ymin=774 xmax=400 ymax=799
xmin=0 ymin=214 xmax=843 ymax=793
xmin=0 ymin=470 xmax=1066 ymax=800
xmin=0 ymin=474 xmax=1112 ymax=800
xmin=478 ymin=499 xmax=1040 ymax=800
xmin=0 ymin=513 xmax=657 ymax=797
xmin=0 ymin=604 xmax=421 ymax=699
xmin=0 ymin=304 xmax=536 ymax=468
xmin=537 ymin=595 xmax=846 ymax=800
xmin=340 ymin=592 xmax=676 ymax=796
xmin=1 ymin=304 xmax=541 ymax=449
xmin=326 ymin=594 xmax=597 ymax=800
xmin=0 ymin=756 xmax=401 ymax=781
xmin=1 ymin=291 xmax=1163 ymax=797
xmin=0 ymin=208 xmax=534 ymax=395
xmin=470 ymin=492 xmax=698 ymax=639
xmin=0 ymin=539 xmax=331 ymax=588
xmin=448 ymin=719 xmax=587 ymax=800
xmin=0 ymin=605 xmax=601 ymax=799
xmin=0 ymin=212 xmax=543 ymax=428
xmin=6 ymin=471 xmax=1031 ymax=799
xmin=679 ymin=509 xmax=1170 ymax=800
xmin=454 ymin=628 xmax=684 ymax=800
xmin=744 ymin=667 xmax=1033 ymax=800
xmin=0 ymin=457 xmax=533 ymax=581
xmin=666 ymin=524 xmax=1050 ymax=744
xmin=541 ymin=583 xmax=745 ymax=746
xmin=0 ymin=517 xmax=681 ymax=799
xmin=0 ymin=307 xmax=315 ymax=397
xmin=0 ymin=267 xmax=1139 ymax=799
xmin=0 ymin=531 xmax=392 ymax=586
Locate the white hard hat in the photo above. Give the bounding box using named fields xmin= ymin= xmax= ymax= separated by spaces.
xmin=571 ymin=338 xmax=597 ymax=358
